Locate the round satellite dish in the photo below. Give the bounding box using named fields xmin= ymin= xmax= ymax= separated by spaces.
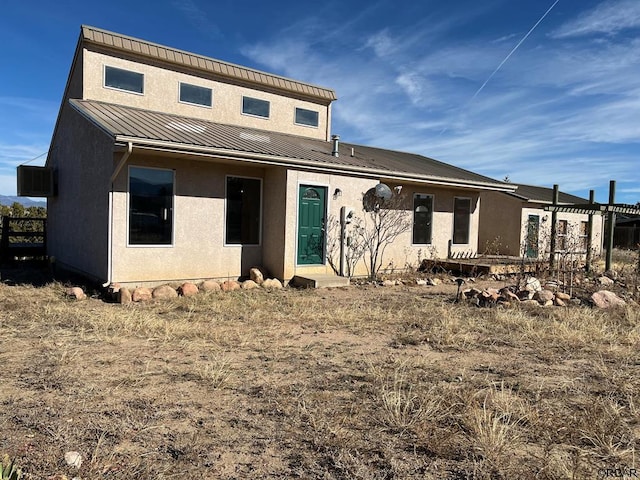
xmin=375 ymin=183 xmax=393 ymax=200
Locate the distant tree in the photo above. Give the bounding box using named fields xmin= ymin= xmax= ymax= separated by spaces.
xmin=503 ymin=175 xmax=511 ymax=183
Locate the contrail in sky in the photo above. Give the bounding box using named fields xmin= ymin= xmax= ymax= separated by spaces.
xmin=470 ymin=0 xmax=561 ymax=103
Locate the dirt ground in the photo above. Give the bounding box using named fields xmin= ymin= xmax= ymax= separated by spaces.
xmin=0 ymin=269 xmax=638 ymax=479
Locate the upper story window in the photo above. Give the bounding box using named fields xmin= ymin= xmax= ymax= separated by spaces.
xmin=242 ymin=96 xmax=270 ymax=118
xmin=179 ymin=82 xmax=212 ymax=107
xmin=104 ymin=66 xmax=144 ymax=94
xmin=295 ymin=107 xmax=319 ymax=127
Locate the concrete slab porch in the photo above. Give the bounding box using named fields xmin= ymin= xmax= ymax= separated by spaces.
xmin=290 ymin=274 xmax=350 ymax=289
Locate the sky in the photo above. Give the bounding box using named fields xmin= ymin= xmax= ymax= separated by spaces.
xmin=1 ymin=0 xmax=639 ymax=204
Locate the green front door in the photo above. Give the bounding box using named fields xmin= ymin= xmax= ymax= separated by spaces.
xmin=526 ymin=215 xmax=540 ymax=258
xmin=297 ymin=185 xmax=326 ymax=264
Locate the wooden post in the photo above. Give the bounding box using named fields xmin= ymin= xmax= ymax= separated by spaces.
xmin=605 ymin=180 xmax=616 ymax=272
xmin=549 ymin=184 xmax=559 ymax=272
xmin=586 ymin=190 xmax=594 ymax=272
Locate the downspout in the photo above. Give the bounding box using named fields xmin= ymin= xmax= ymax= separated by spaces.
xmin=103 ymin=141 xmax=132 ymax=288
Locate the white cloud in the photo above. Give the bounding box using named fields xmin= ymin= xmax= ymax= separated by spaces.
xmin=551 ymin=0 xmax=640 ymax=38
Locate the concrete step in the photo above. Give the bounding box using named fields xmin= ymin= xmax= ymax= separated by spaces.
xmin=290 ymin=274 xmax=350 ymax=289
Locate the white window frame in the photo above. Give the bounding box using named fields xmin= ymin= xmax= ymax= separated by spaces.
xmin=224 ymin=175 xmax=263 ymax=247
xmin=127 ymin=166 xmax=175 ymax=248
xmin=178 ymin=81 xmax=213 ymax=108
xmin=103 ymin=65 xmax=145 ymax=96
xmin=241 ymin=96 xmax=270 ymax=119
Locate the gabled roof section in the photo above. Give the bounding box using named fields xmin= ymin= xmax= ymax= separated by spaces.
xmin=80 ymin=25 xmax=337 ymax=104
xmin=69 ymin=99 xmax=514 ymax=192
xmin=508 ymin=183 xmax=589 ymax=205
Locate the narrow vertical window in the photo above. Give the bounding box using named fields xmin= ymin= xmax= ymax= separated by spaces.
xmin=453 ymin=197 xmax=471 ymax=244
xmin=557 ymin=220 xmax=568 ymax=251
xmin=105 ymin=66 xmax=144 ymax=94
xmin=226 ymin=177 xmax=261 ymax=245
xmin=413 ymin=194 xmax=433 ymax=244
xmin=580 ymin=221 xmax=589 ymax=251
xmin=129 ymin=167 xmax=174 ymax=245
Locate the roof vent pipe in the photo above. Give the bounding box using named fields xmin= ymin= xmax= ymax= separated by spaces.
xmin=331 ymin=134 xmax=340 ymax=157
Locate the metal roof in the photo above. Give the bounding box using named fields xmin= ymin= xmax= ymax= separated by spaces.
xmin=81 ymin=25 xmax=337 ymax=104
xmin=507 ymin=183 xmax=589 ymax=205
xmin=69 ymin=99 xmax=514 ymax=191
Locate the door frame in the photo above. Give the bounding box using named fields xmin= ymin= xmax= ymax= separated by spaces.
xmin=295 ymin=182 xmax=329 ymax=266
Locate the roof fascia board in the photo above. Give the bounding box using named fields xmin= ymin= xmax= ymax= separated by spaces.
xmin=116 ymin=136 xmax=516 ymax=192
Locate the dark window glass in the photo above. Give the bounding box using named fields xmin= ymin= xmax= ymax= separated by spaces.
xmin=129 ymin=167 xmax=173 ymax=245
xmin=557 ymin=219 xmax=568 ymax=251
xmin=105 ymin=66 xmax=144 ymax=94
xmin=226 ymin=177 xmax=261 ymax=245
xmin=453 ymin=198 xmax=471 ymax=244
xmin=295 ymin=107 xmax=319 ymax=127
xmin=180 ymin=83 xmax=212 ymax=107
xmin=242 ymin=96 xmax=270 ymax=118
xmin=413 ymin=194 xmax=433 ymax=244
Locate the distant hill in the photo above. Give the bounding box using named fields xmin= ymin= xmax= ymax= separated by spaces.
xmin=0 ymin=195 xmax=47 ymax=208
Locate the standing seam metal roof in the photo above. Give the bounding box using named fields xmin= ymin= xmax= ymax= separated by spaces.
xmin=69 ymin=99 xmax=514 ymax=191
xmin=81 ymin=25 xmax=337 ymax=104
xmin=508 ymin=183 xmax=589 ymax=204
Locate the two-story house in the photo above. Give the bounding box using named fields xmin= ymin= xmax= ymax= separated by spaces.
xmin=43 ymin=25 xmax=516 ymax=287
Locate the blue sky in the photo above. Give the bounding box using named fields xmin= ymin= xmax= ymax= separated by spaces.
xmin=1 ymin=0 xmax=639 ymax=204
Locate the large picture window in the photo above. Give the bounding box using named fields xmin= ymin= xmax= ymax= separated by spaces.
xmin=226 ymin=176 xmax=261 ymax=245
xmin=242 ymin=96 xmax=270 ymax=118
xmin=413 ymin=194 xmax=433 ymax=244
xmin=453 ymin=197 xmax=471 ymax=244
xmin=179 ymin=82 xmax=212 ymax=107
xmin=105 ymin=66 xmax=144 ymax=94
xmin=129 ymin=167 xmax=174 ymax=245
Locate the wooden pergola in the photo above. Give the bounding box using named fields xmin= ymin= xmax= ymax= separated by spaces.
xmin=544 ymin=181 xmax=640 ymax=272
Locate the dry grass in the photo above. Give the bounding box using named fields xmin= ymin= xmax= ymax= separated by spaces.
xmin=0 ymin=275 xmax=639 ymax=479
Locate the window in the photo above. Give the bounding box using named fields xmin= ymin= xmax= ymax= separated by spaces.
xmin=129 ymin=167 xmax=174 ymax=245
xmin=105 ymin=66 xmax=144 ymax=94
xmin=557 ymin=220 xmax=568 ymax=251
xmin=580 ymin=221 xmax=589 ymax=251
xmin=453 ymin=197 xmax=471 ymax=244
xmin=179 ymin=82 xmax=212 ymax=107
xmin=413 ymin=194 xmax=433 ymax=244
xmin=242 ymin=96 xmax=270 ymax=118
xmin=226 ymin=177 xmax=261 ymax=245
xmin=295 ymin=107 xmax=319 ymax=127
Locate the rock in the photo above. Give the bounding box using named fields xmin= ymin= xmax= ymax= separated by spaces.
xmin=464 ymin=288 xmax=482 ymax=298
xmin=382 ymin=280 xmax=395 ymax=287
xmin=107 ymin=283 xmax=121 ymax=300
xmin=249 ymin=267 xmax=265 ymax=285
xmin=415 ymin=279 xmax=427 ymax=286
xmin=132 ymin=287 xmax=152 ymax=302
xmin=555 ymin=291 xmax=571 ymax=301
xmin=200 ymin=280 xmax=221 ymax=292
xmin=533 ymin=289 xmax=555 ymax=303
xmin=499 ymin=288 xmax=520 ymax=302
xmin=152 ymin=285 xmax=178 ymax=300
xmin=524 ymin=277 xmax=542 ymax=293
xmin=521 ymin=299 xmax=540 ymax=306
xmin=597 ymin=276 xmax=615 ymax=286
xmin=65 ymin=287 xmax=86 ymax=301
xmin=178 ymin=282 xmax=198 ymax=297
xmin=118 ymin=287 xmax=132 ymax=304
xmin=242 ymin=280 xmax=259 ymax=290
xmin=554 ymin=297 xmax=566 ymax=307
xmin=604 ymin=270 xmax=618 ymax=280
xmin=517 ymin=289 xmax=534 ymax=300
xmin=427 ymin=277 xmax=442 ymax=286
xmin=262 ymin=278 xmax=283 ymax=290
xmin=221 ymin=280 xmax=241 ymax=292
xmin=64 ymin=451 xmax=82 ymax=468
xmin=591 ymin=290 xmax=626 ymax=309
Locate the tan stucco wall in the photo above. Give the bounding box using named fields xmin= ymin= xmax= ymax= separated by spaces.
xmin=82 ymin=49 xmax=331 ymax=141
xmin=46 ymin=105 xmax=112 ymax=282
xmin=479 ymin=192 xmax=604 ymax=258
